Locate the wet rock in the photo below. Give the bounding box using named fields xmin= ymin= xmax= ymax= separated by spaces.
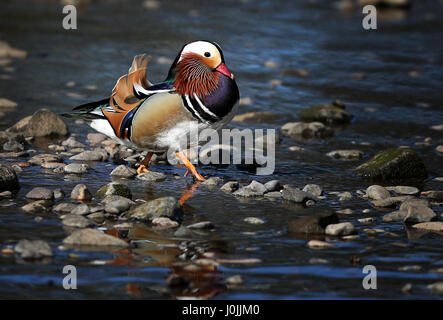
xmin=71 ymin=184 xmax=92 ymax=201
xmin=399 ymin=198 xmax=430 ymax=211
xmin=14 ymin=240 xmax=52 ymax=259
xmin=62 ymin=137 xmax=86 ymax=149
xmin=298 ymin=101 xmax=353 ymax=124
xmin=233 ymin=181 xmax=267 ymax=197
xmin=96 ymin=183 xmax=132 ymax=199
xmin=53 ymin=188 xmax=64 ymax=199
xmin=152 ymin=217 xmax=180 ymax=228
xmin=302 ymin=184 xmax=322 ymax=196
xmin=398 ymin=265 xmax=422 ymax=272
xmin=366 ymin=185 xmax=390 ymax=200
xmin=412 ymin=222 xmax=443 ymax=232
xmin=282 ymin=186 xmax=318 ymax=204
xmin=325 ymin=222 xmax=356 ymax=236
xmin=337 ymin=191 xmax=352 ymax=201
xmin=63 ymin=228 xmax=128 ymax=247
xmin=0 ymin=163 xmax=19 ymax=191
xmin=62 ymin=214 xmax=95 ymax=228
xmin=64 ymin=163 xmax=89 ymax=174
xmin=187 ymin=221 xmax=215 ymax=230
xmin=87 ymin=212 xmax=105 ymax=223
xmin=244 ymin=217 xmax=265 ymax=224
xmin=220 ymin=181 xmax=239 ymax=193
xmin=226 ymin=275 xmax=244 ymax=285
xmin=6 ymin=116 xmax=31 ymax=133
xmin=136 ymin=171 xmax=166 ymax=182
xmin=287 ymin=212 xmax=339 ymax=234
xmin=421 ymin=190 xmax=443 ymax=201
xmin=0 ymin=190 xmax=12 ymax=199
xmin=427 ymin=282 xmax=443 ymax=294
xmin=372 ymin=196 xmax=412 ymax=207
xmin=3 ymin=140 xmax=24 ymax=152
xmin=383 ymin=210 xmax=408 ymax=222
xmin=264 ymin=191 xmax=282 ymax=198
xmin=87 ymin=133 xmax=106 ymax=146
xmin=0 ymin=98 xmax=17 ymax=108
xmin=29 ymin=154 xmax=63 ymax=166
xmin=436 ymin=145 xmax=443 ymax=155
xmin=336 ymin=208 xmax=353 ymax=215
xmin=232 ymin=111 xmax=279 ymax=123
xmin=327 ymin=150 xmax=363 ymax=160
xmin=0 ymin=41 xmax=27 ymax=59
xmin=71 ymin=204 xmax=90 ymax=216
xmin=53 ymin=202 xmax=77 ymax=214
xmin=202 ymin=176 xmax=222 ymax=186
xmin=26 ymin=187 xmax=53 ymax=200
xmin=404 ymin=206 xmax=436 ymax=224
xmin=25 ymin=109 xmax=68 ymax=137
xmin=101 ymin=195 xmax=135 ymax=207
xmin=70 ymin=150 xmax=106 ymax=161
xmin=105 ymin=199 xmax=130 ymax=214
xmin=126 ymin=196 xmax=182 ymax=222
xmin=281 ymin=121 xmax=333 ymax=139
xmin=386 ymin=186 xmax=419 ymax=195
xmin=355 ymin=147 xmax=427 ymax=180
xmin=358 ymin=217 xmax=374 ymax=224
xmin=21 ymin=200 xmax=51 ymax=213
xmin=110 ymin=165 xmax=137 ymax=178
xmin=264 ymin=180 xmax=281 ymax=192
xmin=307 ymin=240 xmax=336 ymax=249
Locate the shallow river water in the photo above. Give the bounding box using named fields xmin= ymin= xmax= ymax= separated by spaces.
xmin=0 ymin=0 xmax=442 ymax=299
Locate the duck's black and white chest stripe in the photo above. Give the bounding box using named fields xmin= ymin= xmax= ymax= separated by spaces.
xmin=181 ymin=75 xmax=240 ymax=124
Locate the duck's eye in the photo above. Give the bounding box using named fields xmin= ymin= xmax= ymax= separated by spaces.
xmin=204 ymin=52 xmax=211 ymax=57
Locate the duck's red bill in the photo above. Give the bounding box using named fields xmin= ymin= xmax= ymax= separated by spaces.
xmin=216 ymin=63 xmax=234 ymax=79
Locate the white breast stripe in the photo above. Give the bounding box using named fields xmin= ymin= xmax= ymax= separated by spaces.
xmin=185 ymin=94 xmax=205 ymax=122
xmin=133 ymin=83 xmax=173 ymax=95
xmin=193 ymin=93 xmax=219 ymax=119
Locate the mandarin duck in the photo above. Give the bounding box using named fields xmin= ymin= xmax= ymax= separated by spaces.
xmin=64 ymin=40 xmax=240 ymax=181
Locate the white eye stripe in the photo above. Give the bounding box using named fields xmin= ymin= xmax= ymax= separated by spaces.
xmin=178 ymin=41 xmax=219 ymax=62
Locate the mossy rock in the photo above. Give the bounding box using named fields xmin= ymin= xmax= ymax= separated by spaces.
xmin=298 ymin=101 xmax=353 ymax=124
xmin=96 ymin=183 xmax=132 ymax=199
xmin=125 ymin=196 xmax=183 ymax=223
xmin=355 ymin=147 xmax=427 ymax=180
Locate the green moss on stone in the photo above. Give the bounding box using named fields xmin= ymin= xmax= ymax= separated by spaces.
xmin=355 ymin=147 xmax=427 ymax=181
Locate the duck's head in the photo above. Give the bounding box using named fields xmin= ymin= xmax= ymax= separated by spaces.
xmin=167 ymin=40 xmax=235 ymax=96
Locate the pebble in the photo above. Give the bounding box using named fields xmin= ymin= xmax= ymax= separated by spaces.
xmin=53 ymin=203 xmax=77 ymax=214
xmin=386 ymin=186 xmax=420 ymax=195
xmin=61 ymin=214 xmax=95 ymax=228
xmin=71 ymin=184 xmax=92 ymax=201
xmin=233 ymin=181 xmax=267 ymax=197
xmin=220 ymin=181 xmax=239 ymax=193
xmin=226 ymin=275 xmax=243 ymax=285
xmin=87 ymin=133 xmax=106 ymax=146
xmin=0 ymin=191 xmax=12 ymax=199
xmin=126 ymin=196 xmax=182 ymax=222
xmin=336 ymin=208 xmax=353 ymax=215
xmin=63 ymin=228 xmax=128 ymax=247
xmin=327 ymin=150 xmax=363 ymax=160
xmin=358 ymin=217 xmax=374 ymax=224
xmin=29 ymin=154 xmax=63 ymax=166
xmin=412 ymin=222 xmax=443 ymax=232
xmin=21 ymin=200 xmax=51 ymax=214
xmin=309 ymin=258 xmax=330 ymax=264
xmin=427 ymin=282 xmax=443 ymax=294
xmin=25 ymin=109 xmax=68 ymax=137
xmin=372 ymin=196 xmax=411 ymax=207
xmin=62 ymin=137 xmax=86 ymax=149
xmin=401 ymin=283 xmax=412 ymax=294
xmin=70 ymin=150 xmax=106 ymax=161
xmin=0 ymin=163 xmax=19 ymax=192
xmin=202 ymin=176 xmax=222 ymax=186
xmin=404 ymin=206 xmax=437 ymax=224
xmin=187 ymin=221 xmax=214 ymax=230
xmin=232 ymin=111 xmax=279 ymax=123
xmin=436 ymin=145 xmax=443 ymax=155
xmin=136 ymin=171 xmax=166 ymax=182
xmin=337 ymin=191 xmax=352 ymax=201
xmin=366 ymin=185 xmax=390 ymax=200
xmin=105 ymin=199 xmax=131 ymax=214
xmin=398 ymin=265 xmax=422 ymax=272
xmin=244 ymin=217 xmax=265 ymax=225
xmin=71 ymin=204 xmax=90 ymax=216
xmin=282 ymin=186 xmax=318 ymax=204
xmin=264 ymin=191 xmax=281 ymax=198
xmin=325 ymin=222 xmax=356 ymax=236
xmin=26 ymin=187 xmax=53 ymax=200
xmin=421 ymin=190 xmax=443 ymax=201
xmin=14 ymin=240 xmax=52 ymax=259
xmin=152 ymin=217 xmax=180 ymax=228
xmin=110 ymin=165 xmax=137 ymax=178
xmin=287 ymin=213 xmax=339 ymax=234
xmin=87 ymin=212 xmax=105 ymax=223
xmin=302 ymin=184 xmax=322 ymax=196
xmin=64 ymin=163 xmax=89 ymax=174
xmin=281 ymin=121 xmax=333 ymax=139
xmin=96 ymin=183 xmax=132 ymax=199
xmin=307 ymin=240 xmax=336 ymax=249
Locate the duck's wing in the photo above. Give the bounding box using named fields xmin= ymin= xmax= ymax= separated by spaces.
xmin=63 ymin=54 xmax=174 ymax=139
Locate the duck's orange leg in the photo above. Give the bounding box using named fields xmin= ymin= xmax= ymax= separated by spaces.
xmin=178 ymin=181 xmax=202 ymax=205
xmin=137 ymin=152 xmax=153 ymax=174
xmin=175 ymin=151 xmax=206 ymax=181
